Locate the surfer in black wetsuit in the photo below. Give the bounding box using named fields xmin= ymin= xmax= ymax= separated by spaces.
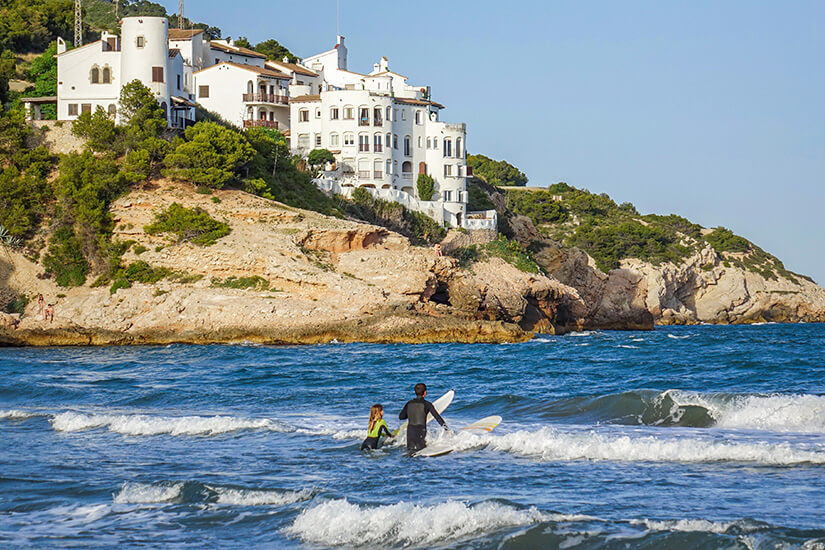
xmin=399 ymin=383 xmax=449 ymax=452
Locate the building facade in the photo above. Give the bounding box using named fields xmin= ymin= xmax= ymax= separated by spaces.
xmin=56 ymin=17 xmax=194 ymax=127
xmin=290 ymin=36 xmax=494 ymax=229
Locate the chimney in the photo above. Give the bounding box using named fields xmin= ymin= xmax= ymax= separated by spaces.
xmin=283 ymin=56 xmax=289 ymax=63
xmin=57 ymin=36 xmax=67 ymax=54
xmin=379 ymin=56 xmax=389 ymax=72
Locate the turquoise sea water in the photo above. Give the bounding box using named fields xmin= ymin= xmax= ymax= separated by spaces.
xmin=1 ymin=324 xmax=825 ymax=548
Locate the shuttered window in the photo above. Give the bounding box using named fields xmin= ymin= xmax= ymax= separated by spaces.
xmin=151 ymin=66 xmax=164 ymax=83
xmin=199 ymin=85 xmax=209 ymax=98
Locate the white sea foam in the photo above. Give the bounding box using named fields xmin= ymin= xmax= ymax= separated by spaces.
xmin=569 ymin=330 xmax=596 ymax=337
xmin=617 ymin=345 xmax=638 ymax=349
xmin=50 ymin=412 xmax=291 ymax=436
xmin=113 ymin=482 xmax=183 ymax=504
xmin=448 ymin=428 xmax=825 ymax=465
xmin=668 ymin=391 xmax=825 ymax=433
xmin=283 ymin=499 xmax=544 ymax=546
xmin=212 ymin=487 xmax=313 ymax=506
xmin=0 ymin=409 xmax=38 ymax=420
xmin=667 ymin=334 xmax=691 ymax=339
xmin=632 ymin=518 xmax=733 ymax=533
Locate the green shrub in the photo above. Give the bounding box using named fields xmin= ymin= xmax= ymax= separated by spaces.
xmin=43 ymin=226 xmax=89 ymax=286
xmin=144 ymin=202 xmax=231 ymax=246
xmin=2 ymin=294 xmax=28 ymax=314
xmin=210 ymin=275 xmax=269 ymax=290
xmin=467 ymin=182 xmax=496 ymax=212
xmin=307 ymin=148 xmax=335 ymax=169
xmin=133 ymin=244 xmax=148 ymax=255
xmin=71 ymin=107 xmax=117 ymax=153
xmin=416 ymin=173 xmax=435 ymax=201
xmin=643 ymin=214 xmax=703 ymax=239
xmin=449 ymin=236 xmax=541 ymax=274
xmin=110 ymin=278 xmax=132 ymax=294
xmin=467 ymin=154 xmax=528 ymax=187
xmin=705 ymin=227 xmax=750 ymax=253
xmin=123 ymin=260 xmax=170 ymax=283
xmin=507 ymin=189 xmax=568 ymax=224
xmin=162 ymin=121 xmax=255 ymax=188
xmin=338 ymin=189 xmax=445 ymax=245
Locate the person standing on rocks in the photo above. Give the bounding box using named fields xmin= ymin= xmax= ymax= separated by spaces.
xmin=38 ymin=294 xmax=45 ymax=316
xmin=434 ymin=243 xmax=443 ymax=257
xmin=44 ymin=303 xmax=54 ymax=323
xmin=398 ymin=383 xmax=448 ymax=452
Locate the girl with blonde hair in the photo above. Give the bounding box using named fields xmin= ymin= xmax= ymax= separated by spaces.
xmin=361 ymin=404 xmax=395 ymax=450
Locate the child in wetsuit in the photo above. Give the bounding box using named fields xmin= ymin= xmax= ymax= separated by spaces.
xmin=361 ymin=404 xmax=394 ymax=450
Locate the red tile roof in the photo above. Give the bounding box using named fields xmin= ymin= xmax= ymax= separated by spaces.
xmin=210 ymin=41 xmax=267 ymax=59
xmin=195 ymin=62 xmax=290 ymax=80
xmin=265 ymin=60 xmax=319 ymax=78
xmin=289 ymin=94 xmax=321 ymax=103
xmin=168 ymin=29 xmax=204 ymax=40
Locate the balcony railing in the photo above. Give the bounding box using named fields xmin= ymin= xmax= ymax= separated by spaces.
xmin=402 ymin=172 xmax=413 ymax=179
xmin=359 ymin=144 xmax=370 ymax=152
xmin=374 ymin=144 xmax=383 ymax=152
xmin=242 ymin=93 xmax=289 ymax=105
xmin=358 ymin=170 xmax=370 ymax=179
xmin=373 ymin=171 xmax=383 ymax=180
xmin=373 ymin=118 xmax=383 ymax=127
xmin=243 ymin=119 xmax=279 ymax=129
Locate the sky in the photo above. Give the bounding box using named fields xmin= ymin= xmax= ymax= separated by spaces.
xmin=161 ymin=0 xmax=824 ymax=283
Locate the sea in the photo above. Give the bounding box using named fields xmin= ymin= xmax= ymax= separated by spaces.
xmin=1 ymin=323 xmax=824 ymax=548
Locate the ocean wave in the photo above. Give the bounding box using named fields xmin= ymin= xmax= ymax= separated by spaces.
xmin=283 ymin=499 xmax=544 ymax=547
xmin=114 ymin=482 xmax=183 ymax=504
xmin=0 ymin=409 xmax=39 ymax=420
xmin=631 ymin=518 xmax=734 ymax=533
xmin=667 ymin=334 xmax=692 ymax=339
xmin=448 ymin=428 xmax=825 ymax=465
xmin=211 ymin=487 xmax=313 ymax=506
xmin=50 ymin=411 xmax=291 ymax=436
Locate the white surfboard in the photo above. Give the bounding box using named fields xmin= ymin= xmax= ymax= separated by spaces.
xmin=394 ymin=389 xmax=454 ymax=441
xmin=414 ymin=415 xmax=503 ymax=458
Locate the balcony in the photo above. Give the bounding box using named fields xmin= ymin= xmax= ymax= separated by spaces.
xmin=243 ymin=120 xmax=279 ymax=129
xmin=242 ymin=93 xmax=289 ymax=105
xmin=401 ymin=173 xmax=413 ymax=179
xmin=373 ymin=118 xmax=383 ymax=127
xmin=373 ymin=171 xmax=383 ymax=180
xmin=358 ymin=170 xmax=370 ymax=179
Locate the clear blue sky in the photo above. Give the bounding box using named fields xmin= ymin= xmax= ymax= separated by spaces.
xmin=161 ymin=0 xmax=824 ymax=283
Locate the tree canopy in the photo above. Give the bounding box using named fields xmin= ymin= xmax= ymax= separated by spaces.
xmin=467 ymin=154 xmax=528 ymax=187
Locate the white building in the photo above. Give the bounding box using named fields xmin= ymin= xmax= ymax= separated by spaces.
xmin=194 ymin=62 xmax=291 ymax=130
xmin=55 ymin=17 xmax=194 ymax=127
xmin=290 ymin=36 xmax=495 ymax=230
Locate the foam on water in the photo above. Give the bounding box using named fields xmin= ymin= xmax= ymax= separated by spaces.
xmin=668 ymin=391 xmax=825 ymax=433
xmin=212 ymin=487 xmax=313 ymax=506
xmin=0 ymin=409 xmax=38 ymax=420
xmin=632 ymin=518 xmax=734 ymax=533
xmin=113 ymin=482 xmax=183 ymax=504
xmin=283 ymin=499 xmax=544 ymax=546
xmin=50 ymin=411 xmax=291 ymax=436
xmin=449 ymin=428 xmax=825 ymax=464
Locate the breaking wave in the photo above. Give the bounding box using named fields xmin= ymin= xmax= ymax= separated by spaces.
xmin=0 ymin=409 xmax=39 ymax=420
xmin=50 ymin=411 xmax=291 ymax=436
xmin=448 ymin=428 xmax=825 ymax=465
xmin=113 ymin=481 xmax=314 ymax=507
xmin=283 ymin=499 xmax=544 ymax=547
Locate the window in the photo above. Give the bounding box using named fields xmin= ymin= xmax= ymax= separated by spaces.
xmin=427 ymin=137 xmax=431 ymax=149
xmin=402 ymin=161 xmax=412 ymax=173
xmin=373 ymin=106 xmax=382 ymax=126
xmin=456 ymin=137 xmax=462 ymax=157
xmin=433 ymin=137 xmax=438 ymax=149
xmin=176 ymin=74 xmax=180 ymax=90
xmin=404 ymin=136 xmax=411 ymax=157
xmin=315 ymin=134 xmax=322 ymax=147
xmin=386 ymin=159 xmax=392 ymax=174
xmin=107 ymin=104 xmax=116 ymax=117
xmin=299 ymin=109 xmax=309 ymax=122
xmin=68 ymin=104 xmax=78 ymax=116
xmin=151 ymin=66 xmax=164 ymax=83
xmin=443 ymin=138 xmax=452 ymax=158
xmin=330 ymin=107 xmax=339 ymax=120
xmin=358 ymin=158 xmax=370 ymax=179
xmin=385 ymin=106 xmax=391 ymax=121
xmin=359 ymin=107 xmax=369 ymax=126
xmin=342 ymin=157 xmax=355 ymax=174
xmin=373 ymin=133 xmax=382 ymax=152
xmin=358 ymin=134 xmax=370 ymax=152
xmin=81 ymin=103 xmax=92 ymax=114
xmin=90 ymin=67 xmax=100 ymax=84
xmin=444 ymin=164 xmax=453 ymax=177
xmin=415 ymin=110 xmax=421 ymax=124
xmin=374 ymin=159 xmax=383 ymax=180
xmin=343 ymin=105 xmax=354 ymax=119
xmin=417 ymin=136 xmax=422 ymax=148
xmin=444 ymin=190 xmax=452 ymax=202
xmin=343 ymin=133 xmax=354 ymax=146
xmin=136 ymin=36 xmax=145 ymax=48
xmin=393 ymin=134 xmax=398 ymax=150
xmin=103 ymin=66 xmax=111 ymax=84
xmin=199 ymin=85 xmax=209 ymax=98
xmin=297 ymin=134 xmax=309 ymax=149
xmin=330 ymin=133 xmax=339 ymax=147
xmin=386 ymin=133 xmax=392 ymax=149
xmin=401 ymin=109 xmax=406 ymax=120
xmin=315 ymin=108 xmax=321 ymax=118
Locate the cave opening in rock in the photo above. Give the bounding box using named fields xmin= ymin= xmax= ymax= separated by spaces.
xmin=430 ymin=281 xmax=451 ymax=305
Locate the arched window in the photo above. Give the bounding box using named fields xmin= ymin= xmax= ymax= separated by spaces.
xmin=385 ymin=106 xmax=391 ymax=121
xmin=415 ymin=110 xmax=421 ymax=124
xmin=403 ymin=136 xmax=411 ymax=157
xmin=373 ymin=133 xmax=383 ymax=152
xmin=299 ymin=109 xmax=309 ymax=122
xmin=330 ymin=106 xmax=339 ymax=120
xmin=329 ymin=133 xmax=339 ymax=147
xmin=358 ymin=158 xmax=370 ymax=179
xmin=247 ymin=80 xmax=254 ymax=94
xmin=393 ymin=134 xmax=398 ymax=150
xmin=102 ymin=67 xmax=111 ymax=84
xmin=417 ymin=136 xmax=422 ymax=148
xmin=456 ymin=137 xmax=462 ymax=157
xmin=90 ymin=66 xmax=100 ymax=84
xmin=427 ymin=137 xmax=431 ymax=149
xmin=107 ymin=104 xmax=116 ymax=117
xmin=373 ymin=106 xmax=383 ymax=126
xmin=315 ymin=108 xmax=321 ymax=118
xmin=358 ymin=133 xmax=370 ymax=152
xmin=386 ymin=133 xmax=392 ymax=149
xmin=443 ymin=138 xmax=452 ymax=158
xmin=358 ymin=105 xmax=369 ymax=126
xmin=373 ymin=159 xmax=383 ymax=179
xmin=160 ymin=102 xmax=168 ymax=120
xmin=401 ymin=161 xmax=412 ymax=173
xmin=433 ymin=137 xmax=438 ymax=149
xmin=343 ymin=132 xmax=354 ymax=146
xmin=386 ymin=159 xmax=392 ymax=174
xmin=343 ymin=105 xmax=354 ymax=119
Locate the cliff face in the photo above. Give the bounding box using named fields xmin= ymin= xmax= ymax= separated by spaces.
xmin=0 ymin=181 xmax=590 ymax=346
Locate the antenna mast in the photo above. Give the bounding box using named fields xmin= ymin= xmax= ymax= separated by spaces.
xmin=74 ymin=0 xmax=82 ymax=46
xmin=178 ymin=0 xmax=184 ymax=29
xmin=114 ymin=0 xmax=118 ymax=20
xmin=337 ymin=0 xmax=340 ymax=36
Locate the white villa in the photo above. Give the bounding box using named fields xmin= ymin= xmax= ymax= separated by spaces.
xmin=42 ymin=18 xmax=495 ymax=230
xmin=289 ymin=36 xmax=495 ymax=230
xmin=54 ymin=17 xmax=195 ymax=128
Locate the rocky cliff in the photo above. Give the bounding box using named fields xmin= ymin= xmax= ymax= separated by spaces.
xmin=0 ymin=181 xmax=594 ymax=346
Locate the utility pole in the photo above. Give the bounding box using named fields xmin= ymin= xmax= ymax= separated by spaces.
xmin=74 ymin=0 xmax=83 ymax=47
xmin=115 ymin=0 xmax=118 ymax=20
xmin=178 ymin=0 xmax=184 ymax=28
